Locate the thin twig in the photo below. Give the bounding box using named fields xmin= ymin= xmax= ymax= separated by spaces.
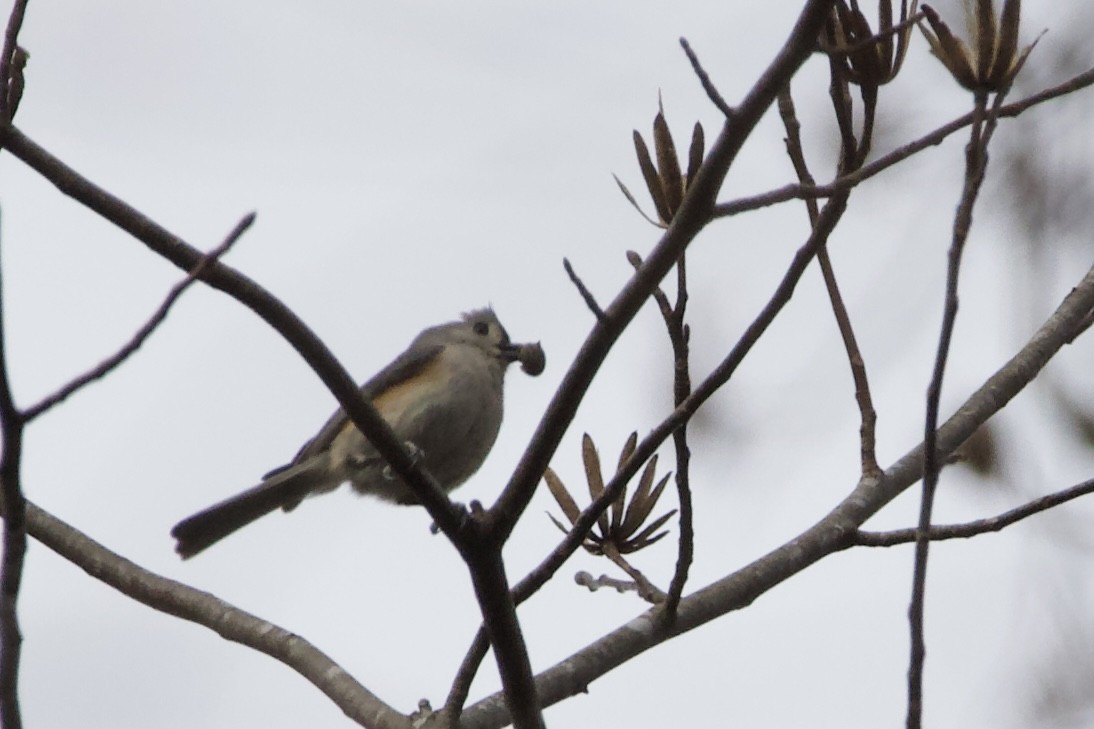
xmin=0 ymin=205 xmax=27 ymax=729
xmin=574 ymin=571 xmax=639 ymax=595
xmin=562 ymin=258 xmax=605 ymax=322
xmin=0 ymin=0 xmax=28 ymax=122
xmin=777 ymin=87 xmax=879 ymax=475
xmin=489 ymin=0 xmax=836 ymax=551
xmin=855 ymin=478 xmax=1094 ymax=546
xmin=660 ymin=249 xmax=693 ymax=623
xmin=711 ymin=66 xmax=1094 ymax=219
xmin=603 ymin=545 xmax=667 ymax=604
xmin=24 ymin=213 xmax=256 ymax=421
xmin=679 ymin=37 xmax=734 ymax=118
xmin=458 ymin=262 xmax=1094 ymax=729
xmin=907 ymin=87 xmax=997 ymax=729
xmin=825 ymin=31 xmax=858 ymax=169
xmin=0 ymin=125 xmax=467 ymax=540
xmin=625 ymin=250 xmax=672 ymax=320
xmin=523 ymin=193 xmax=848 ymax=608
xmin=448 ymin=185 xmax=856 ymax=721
xmin=0 ymin=122 xmax=538 ymax=728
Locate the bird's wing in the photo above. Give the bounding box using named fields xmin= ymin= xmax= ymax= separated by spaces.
xmin=263 ymin=342 xmax=446 ymax=477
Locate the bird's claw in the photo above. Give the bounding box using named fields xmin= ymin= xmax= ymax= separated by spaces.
xmin=382 ymin=440 xmax=425 ymax=481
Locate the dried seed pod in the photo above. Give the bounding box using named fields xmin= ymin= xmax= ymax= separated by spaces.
xmin=517 ymin=341 xmax=546 ymax=376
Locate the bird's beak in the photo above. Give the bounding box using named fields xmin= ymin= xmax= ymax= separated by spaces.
xmin=499 ymin=341 xmax=522 ymax=364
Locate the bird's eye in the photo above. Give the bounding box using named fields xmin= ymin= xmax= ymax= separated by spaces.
xmin=473 ymin=321 xmax=490 ymax=336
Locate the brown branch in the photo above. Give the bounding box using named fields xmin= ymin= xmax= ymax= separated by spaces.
xmin=488 ymin=0 xmax=835 ymax=546
xmin=0 ymin=124 xmax=467 ymax=540
xmin=855 ymin=478 xmax=1094 ymax=546
xmin=0 ymin=123 xmax=549 ymax=727
xmin=660 ymin=251 xmax=693 ymax=622
xmin=460 ymin=545 xmax=543 ymax=729
xmin=456 ymin=261 xmax=1094 ymax=729
xmin=0 ymin=204 xmax=27 ymax=729
xmin=624 ymin=250 xmax=672 ymax=319
xmin=0 ymin=0 xmax=28 ymax=122
xmin=908 ymin=86 xmax=1003 ymax=729
xmin=529 ymin=190 xmax=848 ymax=613
xmin=679 ymin=37 xmax=734 ymax=118
xmin=603 ymin=544 xmax=667 ymax=604
xmin=445 ymin=10 xmax=839 ymax=714
xmin=712 ymin=65 xmax=1094 ymax=219
xmin=455 ymin=10 xmax=847 ymax=706
xmin=776 ymin=87 xmax=879 ymax=475
xmin=20 ymin=500 xmax=408 ymax=729
xmin=624 ymin=247 xmax=693 ymax=619
xmin=562 ymin=258 xmax=605 ymax=322
xmin=24 ymin=213 xmax=255 ymax=421
xmin=447 ymin=162 xmax=853 ymax=725
xmin=574 ymin=571 xmax=641 ymax=595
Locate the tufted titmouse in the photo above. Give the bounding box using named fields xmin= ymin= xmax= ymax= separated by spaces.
xmin=171 ymin=308 xmax=544 ymax=558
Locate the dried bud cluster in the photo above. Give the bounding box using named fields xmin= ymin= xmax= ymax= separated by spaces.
xmin=615 ymin=102 xmax=705 ymax=228
xmin=826 ymin=0 xmax=920 ymax=88
xmin=545 ymin=433 xmax=676 ymax=557
xmin=918 ymin=0 xmax=1036 ymax=92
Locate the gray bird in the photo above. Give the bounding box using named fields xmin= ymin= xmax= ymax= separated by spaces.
xmin=171 ymin=308 xmax=543 ymax=558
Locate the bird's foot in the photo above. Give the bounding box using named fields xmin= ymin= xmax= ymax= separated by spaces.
xmin=381 ymin=440 xmax=425 ymax=481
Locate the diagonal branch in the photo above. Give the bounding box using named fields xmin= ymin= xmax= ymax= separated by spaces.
xmin=447 ymin=174 xmax=852 ymax=722
xmin=679 ymin=37 xmax=734 ymax=118
xmin=456 ymin=262 xmax=1094 ymax=729
xmin=855 ymin=477 xmax=1094 ymax=546
xmin=488 ymin=0 xmax=837 ymax=545
xmin=562 ymin=258 xmax=605 ymax=321
xmin=21 ymin=499 xmax=408 ymax=729
xmin=776 ymin=86 xmax=879 ymax=476
xmin=711 ymin=66 xmax=1094 ymax=219
xmin=24 ymin=213 xmax=255 ymax=421
xmin=0 ymin=124 xmax=467 ymax=540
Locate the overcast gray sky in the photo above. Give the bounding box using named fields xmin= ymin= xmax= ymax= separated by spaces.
xmin=2 ymin=1 xmax=1092 ymax=727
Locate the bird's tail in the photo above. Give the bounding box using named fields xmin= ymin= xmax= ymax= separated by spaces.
xmin=171 ymin=457 xmax=332 ymax=559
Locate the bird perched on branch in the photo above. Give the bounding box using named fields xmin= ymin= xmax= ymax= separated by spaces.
xmin=171 ymin=308 xmax=545 ymax=558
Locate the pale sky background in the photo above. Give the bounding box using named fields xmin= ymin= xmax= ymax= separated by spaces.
xmin=1 ymin=1 xmax=1093 ymax=728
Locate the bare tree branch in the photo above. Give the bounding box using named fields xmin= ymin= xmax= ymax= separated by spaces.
xmin=0 ymin=124 xmax=467 ymax=539
xmin=488 ymin=0 xmax=837 ymax=544
xmin=562 ymin=258 xmax=605 ymax=322
xmin=0 ymin=205 xmax=27 ymax=729
xmin=657 ymin=253 xmax=693 ymax=622
xmin=24 ymin=213 xmax=256 ymax=421
xmin=21 ymin=500 xmax=408 ymax=728
xmin=679 ymin=37 xmax=734 ymax=118
xmin=448 ymin=153 xmax=854 ymax=725
xmin=776 ymin=86 xmax=880 ymax=476
xmin=855 ymin=478 xmax=1094 ymax=546
xmin=907 ymin=90 xmax=992 ymax=729
xmin=0 ymin=0 xmax=28 ymax=122
xmin=0 ymin=123 xmax=549 ymax=725
xmin=456 ymin=262 xmax=1094 ymax=729
xmin=440 ymin=8 xmax=841 ymax=717
xmin=712 ymin=66 xmax=1094 ymax=219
